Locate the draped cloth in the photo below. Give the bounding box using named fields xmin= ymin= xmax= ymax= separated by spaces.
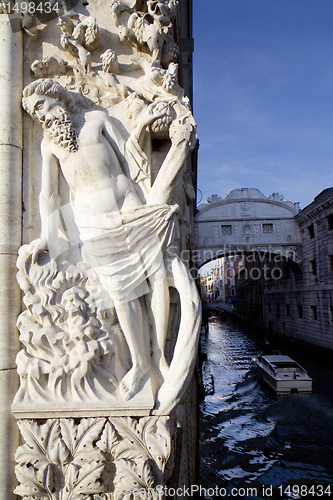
xmin=73 ymin=200 xmax=177 ymax=301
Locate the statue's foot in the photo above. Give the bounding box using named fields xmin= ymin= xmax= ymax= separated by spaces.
xmin=119 ymin=364 xmax=149 ymax=401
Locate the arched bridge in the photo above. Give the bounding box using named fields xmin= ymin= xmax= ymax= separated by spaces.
xmin=194 ymin=188 xmax=302 ymax=268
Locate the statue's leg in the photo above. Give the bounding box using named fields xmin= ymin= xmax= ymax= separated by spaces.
xmin=148 ymin=267 xmax=170 ymax=382
xmin=113 ymin=297 xmax=150 ymax=400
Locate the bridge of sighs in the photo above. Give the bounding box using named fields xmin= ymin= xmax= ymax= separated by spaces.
xmin=194 ymin=188 xmax=302 ymax=268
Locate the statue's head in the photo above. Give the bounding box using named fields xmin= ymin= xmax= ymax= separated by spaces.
xmin=22 ymin=79 xmax=75 ymax=122
xmin=22 ymin=79 xmax=78 ymax=153
xmin=57 ymin=16 xmax=75 ymax=34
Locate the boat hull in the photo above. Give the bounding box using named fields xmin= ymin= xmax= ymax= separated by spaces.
xmin=256 ymin=355 xmax=313 ymax=394
xmin=257 ymin=365 xmax=312 ymax=394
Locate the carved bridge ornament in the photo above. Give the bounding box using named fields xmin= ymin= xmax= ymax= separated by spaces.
xmin=14 ymin=0 xmax=200 ymax=496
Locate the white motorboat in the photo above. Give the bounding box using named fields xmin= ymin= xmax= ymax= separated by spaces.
xmin=256 ymin=355 xmax=312 ymax=394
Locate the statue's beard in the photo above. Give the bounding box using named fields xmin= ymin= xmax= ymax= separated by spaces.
xmin=42 ymin=107 xmax=78 ymax=153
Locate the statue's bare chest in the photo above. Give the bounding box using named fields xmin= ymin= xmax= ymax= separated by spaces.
xmin=77 ymin=119 xmax=102 ymax=147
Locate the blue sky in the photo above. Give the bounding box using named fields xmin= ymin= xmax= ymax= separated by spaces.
xmin=193 ymin=0 xmax=333 ymax=209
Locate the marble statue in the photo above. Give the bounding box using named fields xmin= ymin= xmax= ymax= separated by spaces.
xmin=21 ymin=76 xmax=196 ymax=403
xmin=13 ymin=0 xmax=200 ymax=418
xmin=13 ymin=1 xmax=200 ymax=495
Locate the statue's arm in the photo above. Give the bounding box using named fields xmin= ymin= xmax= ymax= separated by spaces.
xmin=147 ymin=112 xmax=197 ymax=206
xmin=33 ymin=139 xmax=60 ymax=261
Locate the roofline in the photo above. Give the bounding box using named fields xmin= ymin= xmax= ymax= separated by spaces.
xmin=195 ymin=197 xmax=299 ymax=219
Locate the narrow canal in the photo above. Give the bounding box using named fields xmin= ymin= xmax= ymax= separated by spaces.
xmin=199 ymin=309 xmax=333 ymax=499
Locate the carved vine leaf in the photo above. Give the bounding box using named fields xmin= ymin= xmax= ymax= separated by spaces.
xmin=110 ymin=417 xmax=171 ymax=478
xmin=114 ymin=458 xmax=155 ymax=500
xmin=96 ymin=420 xmax=118 ymax=454
xmin=14 ymin=463 xmax=51 ymax=498
xmin=15 ymin=418 xmax=107 ymax=500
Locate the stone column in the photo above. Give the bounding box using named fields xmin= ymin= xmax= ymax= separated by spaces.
xmin=0 ymin=13 xmax=23 ymax=499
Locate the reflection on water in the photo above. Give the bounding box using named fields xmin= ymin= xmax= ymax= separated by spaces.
xmin=199 ymin=311 xmax=333 ymax=499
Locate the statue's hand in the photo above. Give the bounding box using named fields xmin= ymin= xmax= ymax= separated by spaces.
xmin=31 ymin=237 xmax=48 ymax=264
xmin=142 ymin=101 xmax=172 ymax=127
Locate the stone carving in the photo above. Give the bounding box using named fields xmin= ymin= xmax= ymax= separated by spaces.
xmin=111 ymin=0 xmax=178 ymax=68
xmin=14 ymin=0 xmax=201 ymax=419
xmin=106 ymin=416 xmax=171 ymax=496
xmin=15 ymin=416 xmax=171 ymax=499
xmin=241 ymin=202 xmax=251 ymax=213
xmin=15 ymin=418 xmax=106 ymax=499
xmin=207 ymin=194 xmax=222 ymax=204
xmin=13 ymin=242 xmax=147 ymax=414
xmin=32 ymin=55 xmax=69 ymax=78
xmin=58 ymin=14 xmax=101 ymax=73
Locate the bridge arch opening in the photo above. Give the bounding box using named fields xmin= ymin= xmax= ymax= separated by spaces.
xmin=197 ymin=249 xmax=302 ymax=304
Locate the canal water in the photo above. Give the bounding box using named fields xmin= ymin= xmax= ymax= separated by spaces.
xmin=199 ymin=309 xmax=333 ymax=499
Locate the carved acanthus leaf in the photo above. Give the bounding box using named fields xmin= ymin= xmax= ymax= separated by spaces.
xmin=114 ymin=458 xmax=155 ymax=498
xmin=110 ymin=416 xmax=170 ymax=481
xmin=68 ymin=460 xmax=105 ymax=499
xmin=14 ymin=463 xmax=53 ymax=498
xmin=15 ymin=418 xmax=106 ymax=500
xmin=96 ymin=420 xmax=118 ymax=453
xmin=16 ymin=419 xmax=69 ymax=469
xmin=60 ymin=417 xmax=106 ymax=463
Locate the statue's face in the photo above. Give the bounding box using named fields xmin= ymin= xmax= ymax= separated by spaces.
xmin=57 ymin=18 xmax=74 ymax=34
xmin=24 ymin=93 xmax=78 ymax=153
xmin=25 ymin=94 xmax=63 ymax=128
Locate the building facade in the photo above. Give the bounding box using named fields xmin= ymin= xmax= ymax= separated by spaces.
xmin=199 ymin=258 xmax=225 ymax=302
xmin=224 ymin=256 xmax=245 ymax=304
xmin=197 ymin=188 xmax=333 ymax=351
xmin=264 ymin=188 xmax=333 ymax=350
xmin=194 ymin=188 xmax=301 ymax=269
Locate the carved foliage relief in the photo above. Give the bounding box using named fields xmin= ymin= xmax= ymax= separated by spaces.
xmin=15 ymin=416 xmax=171 ymax=499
